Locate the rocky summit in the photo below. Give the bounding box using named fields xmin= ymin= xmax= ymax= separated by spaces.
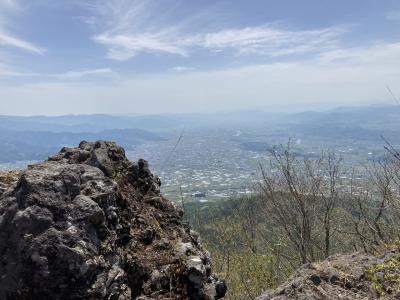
xmin=0 ymin=141 xmax=226 ymax=300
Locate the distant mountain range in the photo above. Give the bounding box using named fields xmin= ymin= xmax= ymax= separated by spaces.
xmin=0 ymin=128 xmax=164 ymax=163
xmin=288 ymin=105 xmax=400 ymax=129
xmin=283 ymin=105 xmax=400 ymax=143
xmin=0 ymin=104 xmax=399 ymax=163
xmin=0 ymin=115 xmax=180 ymax=133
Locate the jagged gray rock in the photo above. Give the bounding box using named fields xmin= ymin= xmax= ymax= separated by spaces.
xmin=256 ymin=248 xmax=400 ymax=300
xmin=0 ymin=141 xmax=226 ymax=300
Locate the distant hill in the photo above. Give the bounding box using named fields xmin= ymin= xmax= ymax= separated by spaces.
xmin=0 ymin=114 xmax=180 ymax=133
xmin=0 ymin=110 xmax=286 ymax=133
xmin=0 ymin=128 xmax=164 ymax=163
xmin=287 ymin=105 xmax=400 ymax=130
xmin=283 ymin=105 xmax=400 ymax=143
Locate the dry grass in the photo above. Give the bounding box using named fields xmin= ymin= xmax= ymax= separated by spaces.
xmin=0 ymin=171 xmax=19 ymax=186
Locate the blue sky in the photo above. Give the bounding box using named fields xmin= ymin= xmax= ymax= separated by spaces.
xmin=1 ymin=0 xmax=400 ymax=115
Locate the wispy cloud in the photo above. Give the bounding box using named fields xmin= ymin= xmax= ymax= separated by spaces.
xmin=0 ymin=0 xmax=45 ymax=55
xmin=171 ymin=66 xmax=196 ymax=72
xmin=87 ymin=0 xmax=344 ymax=61
xmin=0 ymin=32 xmax=45 ymax=55
xmin=386 ymin=11 xmax=400 ymax=21
xmin=201 ymin=26 xmax=343 ymax=56
xmin=53 ymin=68 xmax=114 ymax=80
xmin=94 ymin=25 xmax=343 ymax=61
xmin=88 ymin=0 xmax=190 ymax=60
xmin=0 ymin=67 xmax=115 ymax=79
xmin=94 ymin=33 xmax=188 ymax=60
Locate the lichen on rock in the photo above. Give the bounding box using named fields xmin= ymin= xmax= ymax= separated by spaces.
xmin=0 ymin=140 xmax=226 ymax=300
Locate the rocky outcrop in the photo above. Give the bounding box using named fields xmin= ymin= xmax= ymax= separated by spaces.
xmin=0 ymin=141 xmax=226 ymax=300
xmin=257 ymin=248 xmax=400 ymax=300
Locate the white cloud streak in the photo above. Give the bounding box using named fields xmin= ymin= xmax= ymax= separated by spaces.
xmin=171 ymin=66 xmax=195 ymax=72
xmin=94 ymin=25 xmax=343 ymax=60
xmin=0 ymin=68 xmax=115 ymax=79
xmin=0 ymin=32 xmax=45 ymax=55
xmin=94 ymin=33 xmax=188 ymax=60
xmin=0 ymin=0 xmax=45 ymax=55
xmin=53 ymin=68 xmax=114 ymax=80
xmin=201 ymin=26 xmax=342 ymax=56
xmin=89 ymin=0 xmax=192 ymax=60
xmin=88 ymin=0 xmax=344 ymax=61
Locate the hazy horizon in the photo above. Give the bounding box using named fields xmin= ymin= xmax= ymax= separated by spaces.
xmin=0 ymin=103 xmax=398 ymax=117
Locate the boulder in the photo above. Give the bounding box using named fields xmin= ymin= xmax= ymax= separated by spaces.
xmin=0 ymin=141 xmax=226 ymax=300
xmin=256 ymin=249 xmax=400 ymax=300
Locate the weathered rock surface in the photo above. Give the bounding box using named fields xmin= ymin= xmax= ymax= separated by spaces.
xmin=0 ymin=141 xmax=226 ymax=300
xmin=0 ymin=171 xmax=18 ymax=197
xmin=257 ymin=248 xmax=400 ymax=300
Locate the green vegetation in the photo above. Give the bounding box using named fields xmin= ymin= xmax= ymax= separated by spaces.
xmin=186 ymin=198 xmax=281 ymax=299
xmin=185 ymin=145 xmax=400 ymax=299
xmin=365 ymin=253 xmax=400 ymax=297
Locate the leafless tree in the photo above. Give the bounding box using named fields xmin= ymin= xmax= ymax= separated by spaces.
xmin=348 ymin=154 xmax=400 ymax=251
xmin=259 ymin=144 xmax=343 ymax=263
